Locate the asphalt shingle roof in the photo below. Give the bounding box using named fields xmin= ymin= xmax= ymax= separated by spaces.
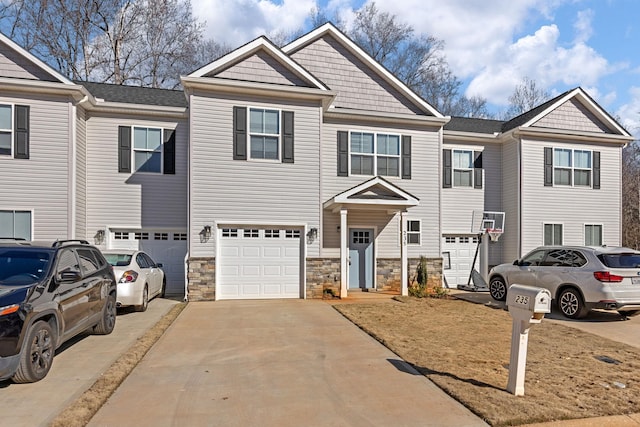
xmin=78 ymin=81 xmax=187 ymax=108
xmin=444 ymin=116 xmax=504 ymax=134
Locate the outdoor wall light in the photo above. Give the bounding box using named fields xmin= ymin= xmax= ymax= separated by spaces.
xmin=200 ymin=225 xmax=212 ymax=243
xmin=94 ymin=229 xmax=105 ymax=245
xmin=307 ymin=227 xmax=318 ymax=244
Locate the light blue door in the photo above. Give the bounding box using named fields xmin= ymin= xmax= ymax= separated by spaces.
xmin=349 ymin=229 xmax=374 ymax=289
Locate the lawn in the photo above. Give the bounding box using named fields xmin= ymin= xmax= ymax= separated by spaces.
xmin=332 ymin=296 xmax=640 ymax=427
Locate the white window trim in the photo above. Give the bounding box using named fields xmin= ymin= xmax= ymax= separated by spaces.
xmin=452 ymin=149 xmax=474 ymax=188
xmin=584 ymin=223 xmax=604 ymax=246
xmin=542 ymin=222 xmax=564 ymax=246
xmin=0 ymin=208 xmax=33 ymax=240
xmin=132 ymin=126 xmax=164 ymax=174
xmin=553 ymin=147 xmax=593 ymax=188
xmin=348 ymin=130 xmax=401 ymax=177
xmin=405 ymin=219 xmax=421 ymax=246
xmin=248 ymin=106 xmax=281 ymax=162
xmin=0 ymin=103 xmax=14 ymax=157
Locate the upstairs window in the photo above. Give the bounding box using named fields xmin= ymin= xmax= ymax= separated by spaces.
xmin=453 ymin=150 xmax=473 ymax=187
xmin=133 ymin=127 xmax=162 ymax=173
xmin=0 ymin=105 xmax=12 ymax=156
xmin=350 ymin=132 xmax=400 ymax=177
xmin=442 ymin=148 xmax=482 ymax=189
xmin=546 ymin=147 xmax=597 ymax=188
xmin=249 ymin=108 xmax=279 ymax=160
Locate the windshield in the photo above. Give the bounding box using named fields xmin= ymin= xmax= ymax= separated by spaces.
xmin=104 ymin=253 xmax=133 ymax=267
xmin=598 ymin=253 xmax=640 ymax=268
xmin=0 ymin=248 xmax=52 ymax=286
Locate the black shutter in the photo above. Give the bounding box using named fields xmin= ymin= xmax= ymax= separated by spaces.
xmin=443 ymin=149 xmax=452 ymax=188
xmin=544 ymin=147 xmax=553 ymax=186
xmin=163 ymin=128 xmax=176 ymax=174
xmin=282 ymin=111 xmax=294 ymax=163
xmin=474 ymin=151 xmax=483 ymax=189
xmin=401 ymin=135 xmax=411 ymax=179
xmin=233 ymin=106 xmax=247 ymax=160
xmin=118 ymin=126 xmax=131 ymax=173
xmin=337 ymin=131 xmax=348 ymax=176
xmin=14 ymin=105 xmax=29 ymax=159
xmin=593 ymin=151 xmax=600 ymax=189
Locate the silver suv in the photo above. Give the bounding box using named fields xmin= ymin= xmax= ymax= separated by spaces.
xmin=489 ymin=246 xmax=640 ymax=319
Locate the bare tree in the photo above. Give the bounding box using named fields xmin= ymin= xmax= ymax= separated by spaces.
xmin=502 ymin=77 xmax=551 ymax=119
xmin=0 ymin=0 xmax=227 ymax=88
xmin=342 ymin=3 xmax=488 ymax=117
xmin=622 ymin=140 xmax=640 ymax=249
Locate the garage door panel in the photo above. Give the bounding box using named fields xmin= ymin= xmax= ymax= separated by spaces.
xmin=443 ymin=236 xmax=478 ymax=287
xmin=219 ymin=226 xmax=302 ymax=300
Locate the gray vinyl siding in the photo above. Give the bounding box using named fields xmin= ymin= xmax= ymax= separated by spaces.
xmin=0 ymin=41 xmax=58 ymax=81
xmin=189 ymin=91 xmax=322 ymax=258
xmin=519 ymin=138 xmax=621 ymax=254
xmin=321 ymin=120 xmax=441 ymax=259
xmin=290 ymin=35 xmax=425 ymax=115
xmin=214 ymin=51 xmax=312 ymax=87
xmin=501 ymin=140 xmax=520 ymax=261
xmin=75 ymin=106 xmax=87 ymax=239
xmin=0 ymin=93 xmax=71 ymax=239
xmin=533 ymin=99 xmax=611 ymax=133
xmin=85 ymin=114 xmax=188 ymax=234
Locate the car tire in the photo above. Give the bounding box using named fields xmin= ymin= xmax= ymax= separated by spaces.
xmin=93 ymin=293 xmax=116 ymax=335
xmin=489 ymin=276 xmax=507 ymax=301
xmin=619 ymin=310 xmax=640 ymax=318
xmin=13 ymin=320 xmax=55 ymax=383
xmin=558 ymin=288 xmax=588 ymax=319
xmin=160 ymin=278 xmax=166 ymax=298
xmin=135 ymin=285 xmax=149 ymax=312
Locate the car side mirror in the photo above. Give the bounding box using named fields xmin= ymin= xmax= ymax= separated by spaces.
xmin=58 ymin=270 xmax=81 ymax=283
xmin=513 ymin=260 xmax=519 ymax=266
xmin=156 ymin=263 xmax=163 ymax=268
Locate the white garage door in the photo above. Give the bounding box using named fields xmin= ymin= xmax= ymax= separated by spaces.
xmin=442 ymin=235 xmax=479 ymax=287
xmin=218 ymin=227 xmax=303 ymax=300
xmin=108 ymin=230 xmax=187 ymax=296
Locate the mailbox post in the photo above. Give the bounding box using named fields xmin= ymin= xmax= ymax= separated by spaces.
xmin=506 ymin=284 xmax=551 ymax=396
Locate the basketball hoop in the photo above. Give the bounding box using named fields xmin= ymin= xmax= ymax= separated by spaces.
xmin=486 ymin=229 xmax=502 ymax=242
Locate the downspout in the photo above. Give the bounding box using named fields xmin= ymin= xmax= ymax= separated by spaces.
xmin=69 ymin=95 xmax=88 ymax=240
xmin=186 ymin=93 xmax=193 ymax=302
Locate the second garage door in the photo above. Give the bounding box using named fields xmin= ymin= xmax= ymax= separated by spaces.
xmin=442 ymin=235 xmax=479 ymax=287
xmin=218 ymin=227 xmax=303 ymax=300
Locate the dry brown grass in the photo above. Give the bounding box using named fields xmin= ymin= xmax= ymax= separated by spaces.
xmin=49 ymin=303 xmax=186 ymax=427
xmin=333 ymin=297 xmax=640 ymax=427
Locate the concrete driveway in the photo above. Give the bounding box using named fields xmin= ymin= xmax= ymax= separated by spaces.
xmin=88 ymin=300 xmax=487 ymax=427
xmin=0 ymin=298 xmax=179 ymax=427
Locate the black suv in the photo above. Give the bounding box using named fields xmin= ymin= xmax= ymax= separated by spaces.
xmin=0 ymin=239 xmax=117 ymax=383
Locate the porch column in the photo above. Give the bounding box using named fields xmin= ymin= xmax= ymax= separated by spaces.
xmin=340 ymin=209 xmax=348 ymax=298
xmin=400 ymin=211 xmax=408 ymax=296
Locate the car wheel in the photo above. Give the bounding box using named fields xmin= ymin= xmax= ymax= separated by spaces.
xmin=558 ymin=288 xmax=588 ymax=319
xmin=135 ymin=285 xmax=149 ymax=312
xmin=93 ymin=293 xmax=116 ymax=335
xmin=489 ymin=276 xmax=507 ymax=301
xmin=160 ymin=278 xmax=166 ymax=298
xmin=13 ymin=320 xmax=55 ymax=383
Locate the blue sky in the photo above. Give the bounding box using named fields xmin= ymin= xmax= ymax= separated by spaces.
xmin=193 ymin=0 xmax=640 ymax=133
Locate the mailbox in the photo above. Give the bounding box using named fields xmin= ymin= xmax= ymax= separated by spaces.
xmin=507 ymin=284 xmax=551 ymax=323
xmin=505 ymin=284 xmax=551 ymax=396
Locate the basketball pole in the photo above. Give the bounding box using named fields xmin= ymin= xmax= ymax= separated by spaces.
xmin=480 ymin=231 xmax=489 ymax=282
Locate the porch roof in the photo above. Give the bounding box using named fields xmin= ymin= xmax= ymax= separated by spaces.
xmin=323 ymin=177 xmax=419 ymax=212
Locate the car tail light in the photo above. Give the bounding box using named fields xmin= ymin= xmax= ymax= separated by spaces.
xmin=119 ymin=270 xmax=138 ymax=283
xmin=594 ymin=271 xmax=624 ymax=282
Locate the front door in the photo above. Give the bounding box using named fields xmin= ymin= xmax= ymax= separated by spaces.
xmin=349 ymin=228 xmax=374 ymax=289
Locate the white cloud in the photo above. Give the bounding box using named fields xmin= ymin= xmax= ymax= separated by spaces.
xmin=192 ymin=0 xmax=316 ymax=45
xmin=573 ymin=9 xmax=594 ymax=44
xmin=617 ymin=87 xmax=640 ymax=135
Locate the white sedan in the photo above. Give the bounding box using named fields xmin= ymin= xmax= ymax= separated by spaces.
xmin=102 ymin=250 xmax=166 ymax=312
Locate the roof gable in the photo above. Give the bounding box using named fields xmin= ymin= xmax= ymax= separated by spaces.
xmin=502 ymin=87 xmax=630 ymax=136
xmin=283 ymin=23 xmax=442 ymax=118
xmin=324 ymin=176 xmax=419 ymax=211
xmin=189 ymin=36 xmax=327 ymax=91
xmin=0 ymin=32 xmax=72 ymax=84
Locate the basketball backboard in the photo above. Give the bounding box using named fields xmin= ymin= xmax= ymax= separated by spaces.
xmin=471 ymin=210 xmax=505 ymax=234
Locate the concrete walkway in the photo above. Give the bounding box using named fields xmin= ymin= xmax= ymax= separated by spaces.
xmin=0 ymin=297 xmax=179 ymax=427
xmin=89 ymin=300 xmax=487 ymax=427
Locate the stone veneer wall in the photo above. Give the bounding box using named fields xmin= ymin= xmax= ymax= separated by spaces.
xmin=306 ymin=258 xmax=341 ymax=299
xmin=187 ymin=257 xmax=216 ymax=301
xmin=376 ymin=258 xmax=402 ymax=292
xmin=407 ymin=257 xmax=443 ymax=290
